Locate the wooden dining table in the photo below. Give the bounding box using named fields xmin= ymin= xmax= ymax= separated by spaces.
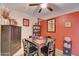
xmin=26 ymin=38 xmax=46 ymax=56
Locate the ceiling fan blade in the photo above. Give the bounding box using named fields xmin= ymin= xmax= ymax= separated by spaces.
xmin=29 ymin=4 xmax=40 ymax=6
xmin=38 ymin=8 xmax=42 ymax=13
xmin=47 ymin=7 xmax=53 ymax=11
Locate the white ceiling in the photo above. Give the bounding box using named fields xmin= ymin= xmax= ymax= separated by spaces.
xmin=1 ymin=3 xmax=79 ymax=19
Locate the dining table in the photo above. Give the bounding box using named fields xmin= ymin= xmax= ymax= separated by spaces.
xmin=26 ymin=37 xmax=46 ymax=56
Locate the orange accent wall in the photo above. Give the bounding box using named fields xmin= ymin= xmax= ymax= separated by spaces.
xmin=40 ymin=12 xmax=79 ymax=55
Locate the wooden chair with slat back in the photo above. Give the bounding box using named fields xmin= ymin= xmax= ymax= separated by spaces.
xmin=22 ymin=38 xmax=39 ymax=56
xmin=41 ymin=36 xmax=55 ymax=56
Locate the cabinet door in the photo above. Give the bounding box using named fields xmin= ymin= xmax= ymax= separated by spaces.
xmin=18 ymin=27 xmax=21 ymax=46
xmin=10 ymin=26 xmax=16 ymax=54
xmin=10 ymin=26 xmax=21 ymax=55
xmin=1 ymin=26 xmax=11 ymax=56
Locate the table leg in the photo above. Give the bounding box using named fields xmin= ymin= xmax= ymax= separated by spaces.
xmin=38 ymin=46 xmax=41 ymax=56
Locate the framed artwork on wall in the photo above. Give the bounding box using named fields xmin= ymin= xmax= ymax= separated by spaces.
xmin=23 ymin=18 xmax=29 ymax=26
xmin=47 ymin=18 xmax=56 ymax=32
xmin=65 ymin=21 xmax=72 ymax=28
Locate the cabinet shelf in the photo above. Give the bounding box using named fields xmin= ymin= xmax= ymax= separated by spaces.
xmin=33 ymin=24 xmax=41 ymax=38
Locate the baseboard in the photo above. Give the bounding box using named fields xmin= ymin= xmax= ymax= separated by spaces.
xmin=55 ymin=49 xmax=63 ymax=56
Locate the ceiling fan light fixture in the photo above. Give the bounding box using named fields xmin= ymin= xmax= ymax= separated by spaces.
xmin=40 ymin=4 xmax=47 ymax=8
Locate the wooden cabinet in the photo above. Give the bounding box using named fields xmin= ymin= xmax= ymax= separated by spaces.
xmin=0 ymin=25 xmax=21 ymax=56
xmin=33 ymin=24 xmax=41 ymax=39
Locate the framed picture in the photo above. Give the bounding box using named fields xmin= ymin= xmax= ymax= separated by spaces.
xmin=23 ymin=18 xmax=29 ymax=26
xmin=65 ymin=21 xmax=72 ymax=28
xmin=47 ymin=18 xmax=56 ymax=32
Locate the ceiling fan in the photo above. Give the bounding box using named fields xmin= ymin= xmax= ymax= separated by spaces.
xmin=29 ymin=3 xmax=53 ymax=13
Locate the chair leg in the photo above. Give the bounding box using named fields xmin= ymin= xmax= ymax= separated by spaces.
xmin=24 ymin=54 xmax=26 ymax=56
xmin=24 ymin=52 xmax=27 ymax=56
xmin=53 ymin=50 xmax=55 ymax=56
xmin=37 ymin=52 xmax=39 ymax=56
xmin=45 ymin=54 xmax=48 ymax=56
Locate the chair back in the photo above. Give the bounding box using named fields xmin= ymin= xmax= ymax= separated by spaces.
xmin=22 ymin=39 xmax=30 ymax=54
xmin=22 ymin=38 xmax=38 ymax=55
xmin=47 ymin=39 xmax=55 ymax=56
xmin=22 ymin=39 xmax=31 ymax=47
xmin=45 ymin=36 xmax=52 ymax=45
xmin=45 ymin=36 xmax=55 ymax=50
xmin=48 ymin=39 xmax=55 ymax=50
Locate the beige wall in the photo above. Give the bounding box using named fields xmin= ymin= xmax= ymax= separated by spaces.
xmin=0 ymin=6 xmax=38 ymax=55
xmin=10 ymin=10 xmax=38 ymax=39
xmin=0 ymin=7 xmax=38 ymax=39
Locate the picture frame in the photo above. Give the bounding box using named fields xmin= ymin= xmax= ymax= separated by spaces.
xmin=65 ymin=21 xmax=72 ymax=28
xmin=47 ymin=18 xmax=56 ymax=32
xmin=23 ymin=18 xmax=29 ymax=26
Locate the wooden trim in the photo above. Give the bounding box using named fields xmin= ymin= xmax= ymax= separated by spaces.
xmin=47 ymin=18 xmax=56 ymax=33
xmin=23 ymin=18 xmax=29 ymax=26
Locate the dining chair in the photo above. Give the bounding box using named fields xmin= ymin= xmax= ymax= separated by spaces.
xmin=41 ymin=36 xmax=55 ymax=56
xmin=22 ymin=38 xmax=38 ymax=56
